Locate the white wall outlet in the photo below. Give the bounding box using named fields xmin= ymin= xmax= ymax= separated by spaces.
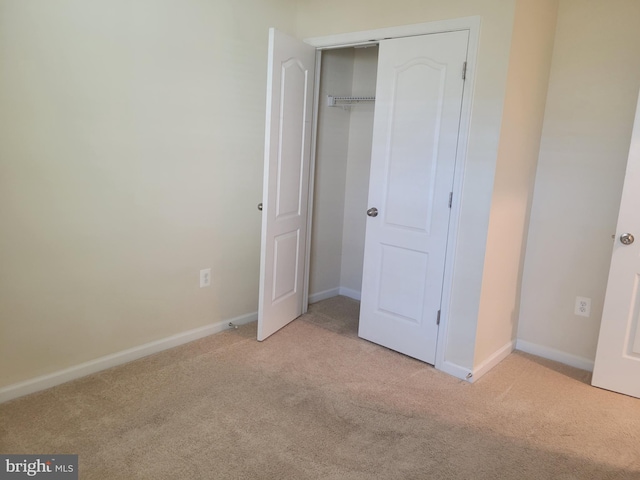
xmin=574 ymin=296 xmax=591 ymax=317
xmin=199 ymin=268 xmax=211 ymax=288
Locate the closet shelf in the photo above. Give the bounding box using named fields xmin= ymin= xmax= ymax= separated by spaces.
xmin=327 ymin=95 xmax=376 ymax=108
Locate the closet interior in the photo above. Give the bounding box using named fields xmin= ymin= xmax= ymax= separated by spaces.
xmin=308 ymin=45 xmax=379 ymax=303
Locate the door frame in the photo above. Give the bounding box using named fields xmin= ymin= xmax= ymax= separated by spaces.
xmin=301 ymin=16 xmax=480 ymax=377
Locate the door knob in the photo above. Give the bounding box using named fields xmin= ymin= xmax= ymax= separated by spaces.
xmin=367 ymin=207 xmax=378 ymax=217
xmin=620 ymin=233 xmax=635 ymax=245
xmin=258 ymin=203 xmax=263 ymax=211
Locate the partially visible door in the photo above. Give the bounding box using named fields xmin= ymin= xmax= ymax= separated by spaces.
xmin=592 ymin=90 xmax=640 ymax=399
xmin=258 ymin=29 xmax=316 ymax=341
xmin=358 ymin=31 xmax=468 ymax=364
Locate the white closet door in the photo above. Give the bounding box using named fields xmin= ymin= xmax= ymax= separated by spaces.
xmin=358 ymin=31 xmax=468 ymax=364
xmin=592 ymin=90 xmax=640 ymax=399
xmin=258 ymin=29 xmax=316 ymax=341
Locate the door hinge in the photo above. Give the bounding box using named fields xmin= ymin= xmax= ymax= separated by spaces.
xmin=448 ymin=192 xmax=453 ymax=208
xmin=462 ymin=61 xmax=467 ymax=80
xmin=436 ymin=310 xmax=441 ymax=325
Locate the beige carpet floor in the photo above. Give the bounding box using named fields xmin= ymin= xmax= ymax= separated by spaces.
xmin=1 ymin=296 xmax=640 ymax=479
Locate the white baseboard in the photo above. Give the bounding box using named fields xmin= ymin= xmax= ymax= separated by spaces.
xmin=515 ymin=339 xmax=594 ymax=372
xmin=338 ymin=287 xmax=361 ymax=301
xmin=308 ymin=288 xmax=340 ymax=304
xmin=471 ymin=340 xmax=515 ymax=382
xmin=308 ymin=287 xmax=361 ymax=303
xmin=437 ymin=360 xmax=473 ymax=382
xmin=0 ymin=311 xmax=257 ymax=404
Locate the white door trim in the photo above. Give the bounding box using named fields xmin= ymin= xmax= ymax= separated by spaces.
xmin=302 ymin=51 xmax=323 ymax=314
xmin=305 ymin=17 xmax=481 ymax=49
xmin=302 ymin=17 xmax=480 ymax=379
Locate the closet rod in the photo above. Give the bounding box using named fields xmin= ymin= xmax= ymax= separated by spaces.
xmin=327 ymin=95 xmax=376 ymax=107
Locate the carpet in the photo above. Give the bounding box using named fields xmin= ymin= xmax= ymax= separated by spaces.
xmin=1 ymin=296 xmax=639 ymax=479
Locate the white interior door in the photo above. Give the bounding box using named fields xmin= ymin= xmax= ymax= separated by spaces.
xmin=592 ymin=90 xmax=640 ymax=398
xmin=358 ymin=31 xmax=468 ymax=364
xmin=258 ymin=29 xmax=316 ymax=341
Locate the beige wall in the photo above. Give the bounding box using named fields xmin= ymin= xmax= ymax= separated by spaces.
xmin=340 ymin=47 xmax=377 ymax=295
xmin=309 ymin=48 xmax=353 ymax=296
xmin=0 ymin=0 xmax=297 ymax=387
xmin=518 ymin=0 xmax=640 ymax=362
xmin=474 ymin=0 xmax=559 ymax=367
xmin=297 ymin=0 xmax=517 ymax=370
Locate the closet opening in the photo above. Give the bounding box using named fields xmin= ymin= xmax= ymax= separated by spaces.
xmin=307 ymin=45 xmax=380 ymax=310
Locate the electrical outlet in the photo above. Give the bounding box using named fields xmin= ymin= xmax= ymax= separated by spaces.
xmin=200 ymin=268 xmax=211 ymax=288
xmin=574 ymin=296 xmax=591 ymax=317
